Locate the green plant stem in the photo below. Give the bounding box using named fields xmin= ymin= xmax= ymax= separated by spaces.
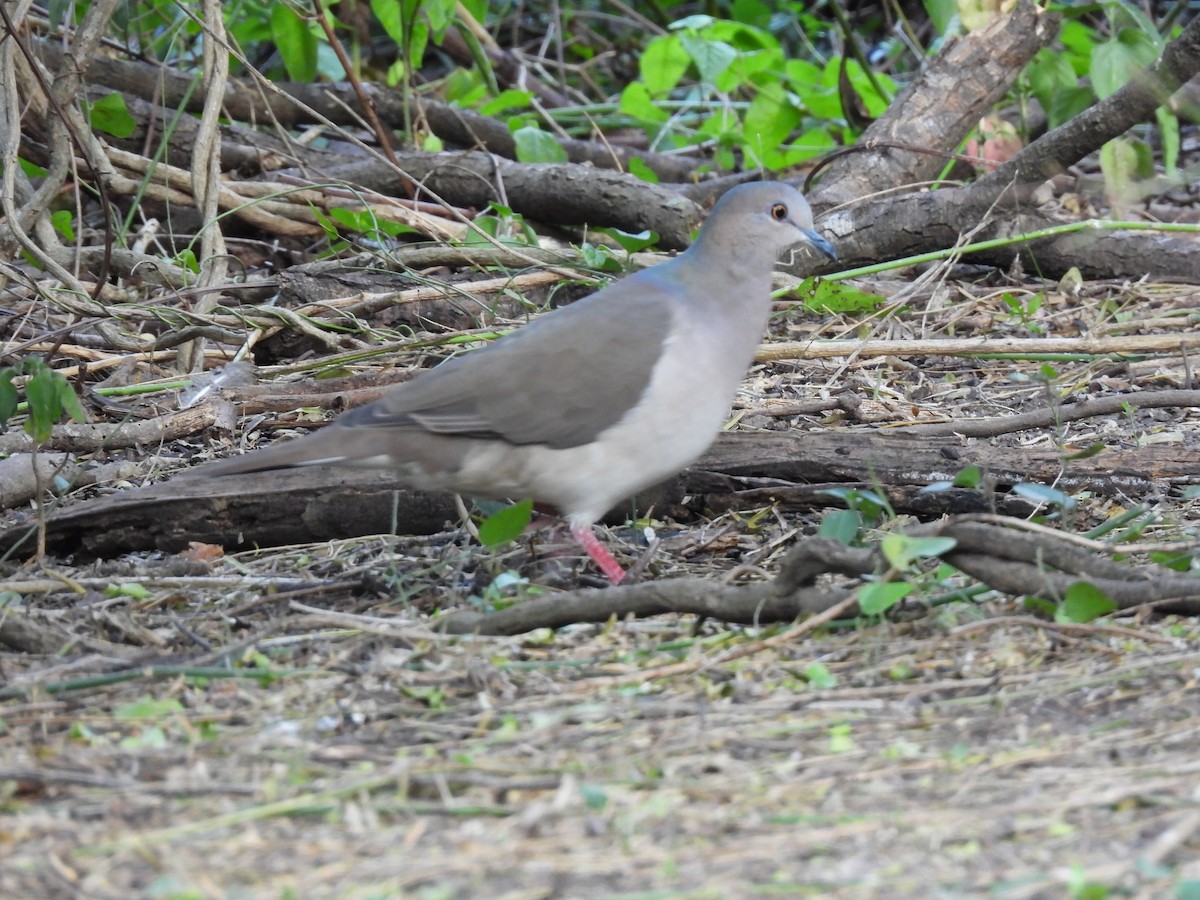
xmin=821 ymin=219 xmax=1200 ymax=283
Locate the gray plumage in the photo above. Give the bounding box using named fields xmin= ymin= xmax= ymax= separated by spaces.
xmin=196 ymin=182 xmax=836 ymax=581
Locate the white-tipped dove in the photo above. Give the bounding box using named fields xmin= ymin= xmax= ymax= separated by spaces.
xmin=196 ymin=182 xmax=836 ymax=582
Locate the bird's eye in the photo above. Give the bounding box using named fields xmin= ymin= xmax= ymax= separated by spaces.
xmin=770 ymin=203 xmax=788 ymax=221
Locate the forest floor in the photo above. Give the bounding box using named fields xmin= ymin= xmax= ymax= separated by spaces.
xmin=3 ymin=266 xmax=1200 ymax=898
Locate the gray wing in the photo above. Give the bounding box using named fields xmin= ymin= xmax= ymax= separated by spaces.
xmin=336 ymin=269 xmax=678 ymax=450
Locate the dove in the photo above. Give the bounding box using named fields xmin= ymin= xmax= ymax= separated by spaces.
xmin=197 ymin=182 xmax=836 ymax=583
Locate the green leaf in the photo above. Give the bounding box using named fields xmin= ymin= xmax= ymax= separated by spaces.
xmin=23 ymin=366 xmax=59 ymax=441
xmin=479 ymin=89 xmax=534 ymax=117
xmin=1156 ymin=106 xmax=1180 ymax=173
xmin=1091 ymin=29 xmax=1157 ymax=99
xmin=817 ymin=508 xmax=861 ymax=545
xmin=51 ymin=209 xmax=75 ymax=242
xmin=787 ymin=59 xmax=840 ymax=119
xmin=742 ymin=87 xmax=800 ymax=168
xmin=922 ymin=0 xmax=959 ymax=35
xmin=478 ymin=499 xmax=534 ymax=548
xmin=619 ymin=82 xmax=668 ymax=126
xmin=0 ymin=370 xmax=17 ymax=426
xmin=881 ymin=534 xmax=957 ymax=570
xmin=86 ymin=92 xmax=136 ymax=139
xmin=594 ymin=228 xmax=658 ymax=254
xmin=270 ymin=4 xmax=318 ymax=82
xmin=512 ymin=126 xmax=567 ymax=164
xmin=858 ymin=581 xmax=912 ymax=615
xmin=116 ymin=696 xmax=185 ymax=719
xmin=370 ymin=0 xmax=404 ymax=44
xmin=56 ymin=377 xmax=86 ymax=424
xmin=953 ymin=465 xmax=982 ymax=488
xmin=105 ymin=582 xmax=152 ymax=600
xmin=580 ymin=782 xmax=608 ymax=810
xmin=798 ymin=278 xmax=886 ymax=314
xmin=803 ymin=662 xmax=837 ymax=688
xmin=678 ymin=33 xmax=738 ymax=85
xmin=1012 ymin=482 xmax=1075 ymax=511
xmin=639 ymin=34 xmax=691 ymax=94
xmin=1056 ymin=582 xmax=1116 ymax=623
xmin=627 ymin=157 xmax=659 ymax=184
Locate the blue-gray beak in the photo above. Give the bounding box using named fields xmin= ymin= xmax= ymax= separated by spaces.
xmin=802 ymin=228 xmax=837 ymax=261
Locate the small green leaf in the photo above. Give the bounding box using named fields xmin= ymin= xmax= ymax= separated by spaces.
xmin=816 ymin=508 xmax=861 ymax=545
xmin=828 ymin=722 xmax=855 ymax=753
xmin=858 ymin=581 xmax=912 ymax=615
xmin=881 ymin=534 xmax=957 ymax=570
xmin=86 ymin=92 xmax=136 ymax=139
xmin=1056 ymin=582 xmax=1117 ymax=623
xmin=627 ymin=157 xmax=659 ymax=184
xmin=803 ymin=662 xmax=837 ymax=689
xmin=51 ymin=209 xmax=75 ymax=242
xmin=0 ymin=370 xmax=18 ymax=425
xmin=1063 ymin=443 xmax=1106 ymax=461
xmin=953 ymin=465 xmax=982 ymax=488
xmin=1012 ymin=482 xmax=1075 ymax=511
xmin=580 ymin=783 xmax=608 ymax=810
xmin=478 ymin=499 xmax=534 ymax=548
xmin=594 ymin=228 xmax=658 ymax=254
xmin=105 ymin=582 xmax=152 ymax=600
xmin=511 ymin=126 xmax=567 ymax=164
xmin=116 ymin=696 xmax=185 ymax=719
xmin=479 ymin=89 xmax=534 ymax=116
xmin=1149 ymin=550 xmax=1192 ymax=573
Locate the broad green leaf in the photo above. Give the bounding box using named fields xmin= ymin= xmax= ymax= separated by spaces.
xmin=798 ymin=279 xmax=886 ymax=314
xmin=858 ymin=581 xmax=912 ymax=615
xmin=640 ymin=35 xmax=691 ymax=94
xmin=1091 ymin=30 xmax=1157 ymax=99
xmin=743 ymin=87 xmax=800 ymax=166
xmin=478 ymin=499 xmax=534 ymax=548
xmin=1056 ymin=582 xmax=1116 ymax=623
xmin=512 ymin=126 xmax=567 ymax=164
xmin=87 ymin=92 xmax=136 ymax=139
xmin=619 ymin=82 xmax=668 ymax=126
xmin=923 ymin=0 xmax=959 ymax=35
xmin=370 ymin=0 xmax=404 ymax=44
xmin=270 ymin=4 xmax=318 ymax=82
xmin=677 ymin=34 xmax=737 ymax=85
xmin=786 ymin=59 xmax=840 ymax=119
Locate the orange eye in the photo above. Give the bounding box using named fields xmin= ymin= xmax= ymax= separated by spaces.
xmin=770 ymin=203 xmax=788 ymax=221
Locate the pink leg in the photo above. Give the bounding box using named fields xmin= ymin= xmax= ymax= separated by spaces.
xmin=570 ymin=524 xmax=626 ymax=585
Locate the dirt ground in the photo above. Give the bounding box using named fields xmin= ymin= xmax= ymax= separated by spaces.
xmin=3 ymin=277 xmax=1200 ymax=898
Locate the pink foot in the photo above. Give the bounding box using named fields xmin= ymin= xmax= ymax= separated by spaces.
xmin=570 ymin=524 xmax=626 ymax=585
